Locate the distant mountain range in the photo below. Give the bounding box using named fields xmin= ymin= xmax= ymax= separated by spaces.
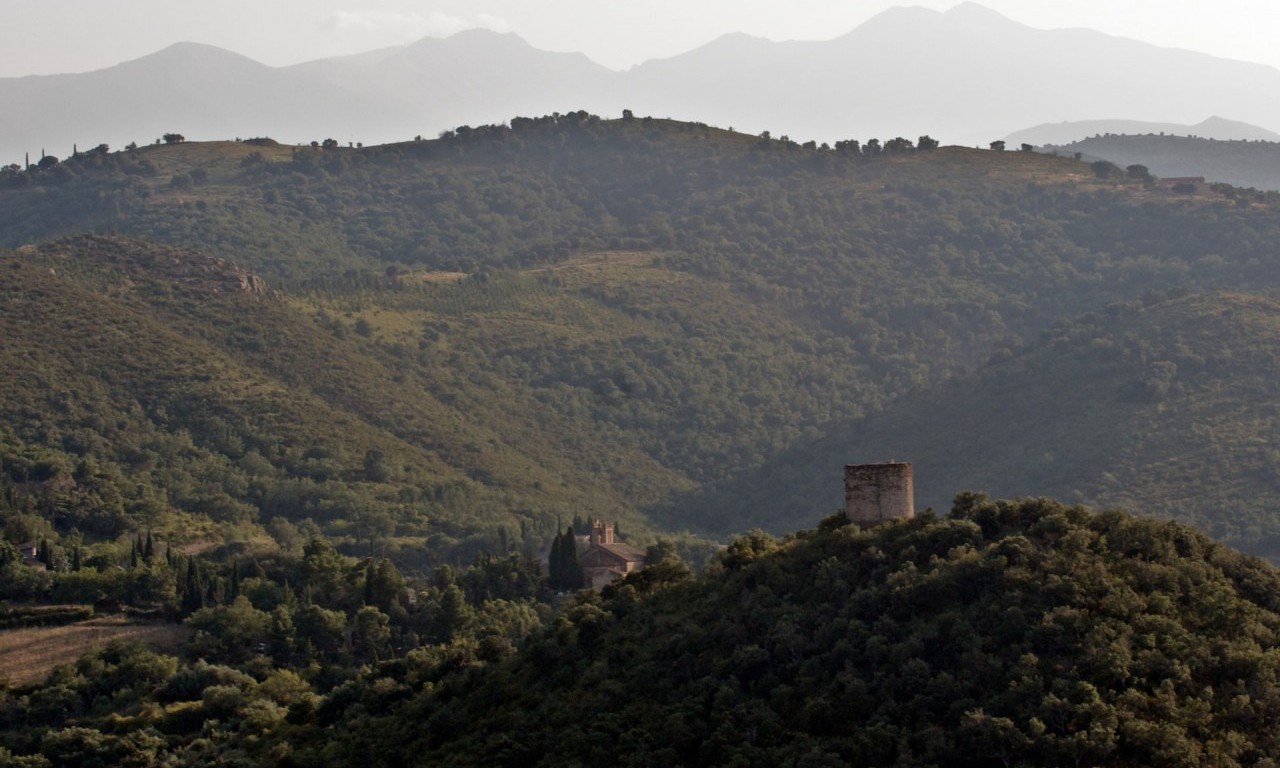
xmin=7 ymin=2 xmax=1280 ymax=165
xmin=1008 ymin=116 xmax=1280 ymax=146
xmin=1039 ymin=133 xmax=1280 ymax=191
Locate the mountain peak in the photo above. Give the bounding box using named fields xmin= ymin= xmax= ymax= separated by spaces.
xmin=117 ymin=41 xmax=265 ymax=72
xmin=945 ymin=1 xmax=1008 ymax=19
xmin=942 ymin=2 xmax=1024 ymax=29
xmin=405 ymin=27 xmax=526 ymax=51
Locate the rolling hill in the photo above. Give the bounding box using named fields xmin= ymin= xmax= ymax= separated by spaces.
xmin=1037 ymin=133 xmax=1280 ymax=191
xmin=682 ymin=291 xmax=1280 ymax=558
xmin=1008 ymin=116 xmax=1280 ymax=147
xmin=298 ymin=500 xmax=1280 ymax=767
xmin=4 ymin=116 xmax=1280 ymax=561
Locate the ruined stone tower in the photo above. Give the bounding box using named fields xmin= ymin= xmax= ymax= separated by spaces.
xmin=844 ymin=462 xmax=914 ymax=527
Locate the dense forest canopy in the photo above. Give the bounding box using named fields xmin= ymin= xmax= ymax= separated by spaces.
xmin=2 ymin=115 xmax=1280 ymax=560
xmin=5 ymin=499 xmax=1280 ymax=766
xmin=683 ymin=290 xmax=1280 ymax=558
xmin=4 ymin=113 xmax=1280 ymax=765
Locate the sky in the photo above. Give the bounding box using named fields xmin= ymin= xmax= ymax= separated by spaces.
xmin=1 ymin=0 xmax=1278 ymax=77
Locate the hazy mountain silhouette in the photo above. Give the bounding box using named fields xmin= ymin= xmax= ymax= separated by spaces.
xmin=1008 ymin=116 xmax=1280 ymax=146
xmin=6 ymin=3 xmax=1280 ymax=164
xmin=623 ymin=2 xmax=1280 ymax=145
xmin=287 ymin=30 xmax=619 ymax=129
xmin=0 ymin=42 xmax=414 ymax=159
xmin=1039 ymin=133 xmax=1280 ymax=191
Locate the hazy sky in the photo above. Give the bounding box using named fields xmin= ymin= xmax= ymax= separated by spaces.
xmin=2 ymin=1 xmax=1278 ymax=77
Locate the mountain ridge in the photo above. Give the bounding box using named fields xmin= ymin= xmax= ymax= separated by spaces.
xmin=7 ymin=4 xmax=1280 ymax=163
xmin=1010 ymin=116 xmax=1280 ymax=145
xmin=6 ymin=119 xmax=1280 ymax=560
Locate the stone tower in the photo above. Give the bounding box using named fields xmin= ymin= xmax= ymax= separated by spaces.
xmin=589 ymin=518 xmax=614 ymax=546
xmin=844 ymin=462 xmax=914 ymax=527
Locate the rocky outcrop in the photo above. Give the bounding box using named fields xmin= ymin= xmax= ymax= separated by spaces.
xmin=33 ymin=234 xmax=274 ymax=298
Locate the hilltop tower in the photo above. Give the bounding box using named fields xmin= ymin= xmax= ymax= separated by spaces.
xmin=844 ymin=462 xmax=914 ymax=527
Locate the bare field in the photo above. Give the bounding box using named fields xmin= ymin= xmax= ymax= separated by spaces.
xmin=0 ymin=615 xmax=188 ymax=687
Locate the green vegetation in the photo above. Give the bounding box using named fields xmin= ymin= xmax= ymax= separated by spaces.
xmin=5 ymin=498 xmax=1280 ymax=766
xmin=685 ymin=291 xmax=1280 ymax=558
xmin=5 ymin=116 xmax=1280 ymax=561
xmin=376 ymin=498 xmax=1280 ymax=767
xmin=6 ymin=115 xmax=1280 ymax=763
xmin=1041 ymin=133 xmax=1280 ymax=192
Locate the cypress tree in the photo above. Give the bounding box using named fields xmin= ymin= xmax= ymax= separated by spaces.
xmin=549 ymin=533 xmax=564 ymax=588
xmin=229 ymin=560 xmax=241 ymax=600
xmin=72 ymin=546 xmax=81 ymax=572
xmin=563 ymin=526 xmax=584 ymax=589
xmin=130 ymin=539 xmax=138 ymax=568
xmin=144 ymin=530 xmax=154 ymax=561
xmin=182 ymin=558 xmax=203 ymax=615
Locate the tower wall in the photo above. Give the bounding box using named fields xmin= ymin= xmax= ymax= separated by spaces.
xmin=844 ymin=462 xmax=914 ymax=527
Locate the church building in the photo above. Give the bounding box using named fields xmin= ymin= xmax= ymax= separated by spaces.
xmin=578 ymin=518 xmax=646 ymax=589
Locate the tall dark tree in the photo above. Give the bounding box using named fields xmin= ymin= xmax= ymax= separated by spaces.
xmin=182 ymin=558 xmax=203 ymax=615
xmin=549 ymin=526 xmax=584 ymax=591
xmin=548 ymin=533 xmax=564 ymax=587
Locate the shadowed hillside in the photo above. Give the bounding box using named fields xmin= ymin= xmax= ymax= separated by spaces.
xmin=682 ymin=292 xmax=1280 ymax=559
xmin=6 ymin=118 xmax=1280 ymax=555
xmin=1040 ymin=133 xmax=1280 ymax=191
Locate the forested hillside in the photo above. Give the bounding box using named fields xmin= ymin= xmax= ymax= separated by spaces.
xmin=686 ymin=291 xmax=1280 ymax=558
xmin=4 ymin=114 xmax=1280 ymax=557
xmin=371 ymin=499 xmax=1280 ymax=767
xmin=6 ymin=498 xmax=1280 ymax=766
xmin=6 ymin=114 xmax=1280 ymax=766
xmin=1041 ymin=133 xmax=1280 ymax=191
xmin=0 ymin=236 xmax=690 ymax=564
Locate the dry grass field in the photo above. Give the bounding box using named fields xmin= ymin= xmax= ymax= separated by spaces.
xmin=0 ymin=615 xmax=188 ymax=688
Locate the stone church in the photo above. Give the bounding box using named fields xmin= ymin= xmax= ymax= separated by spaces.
xmin=578 ymin=518 xmax=647 ymax=589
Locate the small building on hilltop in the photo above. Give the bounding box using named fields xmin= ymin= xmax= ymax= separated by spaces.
xmin=845 ymin=462 xmax=915 ymax=528
xmin=579 ymin=518 xmax=646 ymax=589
